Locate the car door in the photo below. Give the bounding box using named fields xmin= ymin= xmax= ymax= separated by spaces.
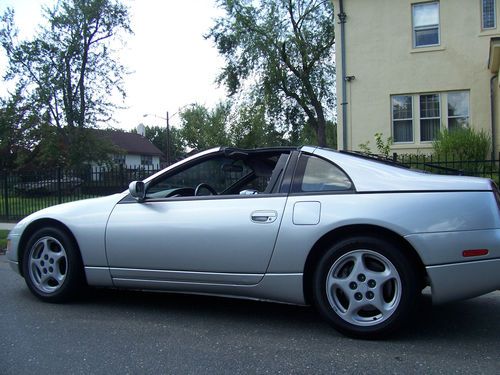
xmin=105 ymin=150 xmax=295 ymax=286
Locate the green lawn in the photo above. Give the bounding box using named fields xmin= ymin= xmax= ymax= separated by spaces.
xmin=0 ymin=230 xmax=9 ymax=251
xmin=0 ymin=194 xmax=98 ymax=221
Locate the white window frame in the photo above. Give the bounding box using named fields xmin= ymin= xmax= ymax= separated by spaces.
xmin=481 ymin=0 xmax=496 ymax=30
xmin=447 ymin=91 xmax=470 ymax=131
xmin=389 ymin=91 xmax=472 ymax=144
xmin=419 ymin=93 xmax=441 ymax=142
xmin=412 ymin=1 xmax=440 ymax=48
xmin=391 ymin=95 xmax=414 ymax=143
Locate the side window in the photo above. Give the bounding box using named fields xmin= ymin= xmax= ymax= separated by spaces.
xmin=144 ymin=152 xmax=292 ymax=199
xmin=292 ymin=155 xmax=352 ymax=193
xmin=147 ymin=156 xmax=252 ymax=198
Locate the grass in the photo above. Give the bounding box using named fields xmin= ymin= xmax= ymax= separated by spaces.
xmin=0 ymin=194 xmax=98 ymax=221
xmin=0 ymin=230 xmax=9 ymax=251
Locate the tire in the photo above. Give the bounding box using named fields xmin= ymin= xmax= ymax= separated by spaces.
xmin=22 ymin=227 xmax=84 ymax=303
xmin=312 ymin=236 xmax=418 ymax=339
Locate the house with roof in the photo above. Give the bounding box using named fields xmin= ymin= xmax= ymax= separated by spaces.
xmin=98 ymin=129 xmax=164 ymax=168
xmin=332 ymin=0 xmax=500 ymax=156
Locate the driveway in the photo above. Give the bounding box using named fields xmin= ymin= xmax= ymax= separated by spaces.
xmin=0 ymin=254 xmax=498 ymax=374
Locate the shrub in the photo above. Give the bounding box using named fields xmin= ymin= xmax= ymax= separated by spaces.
xmin=358 ymin=133 xmax=393 ymax=157
xmin=433 ymin=127 xmax=491 ymax=161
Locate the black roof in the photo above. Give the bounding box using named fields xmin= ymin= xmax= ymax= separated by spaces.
xmin=99 ymin=130 xmax=164 ymax=157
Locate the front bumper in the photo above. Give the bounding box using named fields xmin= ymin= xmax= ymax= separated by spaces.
xmin=6 ymin=232 xmax=22 ymax=275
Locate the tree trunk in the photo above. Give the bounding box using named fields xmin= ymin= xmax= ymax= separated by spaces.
xmin=316 ymin=117 xmax=326 ymax=147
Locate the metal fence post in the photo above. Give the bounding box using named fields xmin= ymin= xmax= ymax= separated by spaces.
xmin=57 ymin=167 xmax=62 ymax=204
xmin=119 ymin=164 xmax=125 ymax=189
xmin=3 ymin=171 xmax=9 ymax=221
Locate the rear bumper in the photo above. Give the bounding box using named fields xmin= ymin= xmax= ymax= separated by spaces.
xmin=426 ymin=258 xmax=500 ymax=304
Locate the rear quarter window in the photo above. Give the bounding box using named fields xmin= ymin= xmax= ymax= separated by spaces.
xmin=293 ymin=154 xmax=352 ymax=193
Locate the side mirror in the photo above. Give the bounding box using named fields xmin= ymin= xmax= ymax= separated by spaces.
xmin=129 ymin=181 xmax=146 ymax=202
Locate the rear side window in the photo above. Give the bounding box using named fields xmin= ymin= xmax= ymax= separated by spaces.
xmin=292 ymin=154 xmax=352 ymax=193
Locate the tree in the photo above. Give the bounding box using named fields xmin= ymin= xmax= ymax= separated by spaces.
xmin=229 ymin=100 xmax=285 ymax=148
xmin=208 ymin=0 xmax=336 ymax=147
xmin=0 ymin=92 xmax=41 ymax=170
xmin=179 ymin=103 xmax=231 ymax=150
xmin=143 ymin=125 xmax=184 ymax=163
xmin=0 ymin=0 xmax=131 ymax=167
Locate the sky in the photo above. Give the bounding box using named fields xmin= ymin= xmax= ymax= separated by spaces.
xmin=0 ymin=0 xmax=227 ymax=131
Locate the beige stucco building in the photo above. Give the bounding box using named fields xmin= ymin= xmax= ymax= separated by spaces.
xmin=332 ymin=0 xmax=500 ymax=156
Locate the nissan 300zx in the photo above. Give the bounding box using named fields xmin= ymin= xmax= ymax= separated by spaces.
xmin=6 ymin=146 xmax=500 ymax=338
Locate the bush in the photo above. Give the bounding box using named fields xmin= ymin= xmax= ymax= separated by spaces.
xmin=433 ymin=128 xmax=491 ymax=160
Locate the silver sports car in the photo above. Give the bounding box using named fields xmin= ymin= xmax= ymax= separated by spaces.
xmin=6 ymin=146 xmax=500 ymax=338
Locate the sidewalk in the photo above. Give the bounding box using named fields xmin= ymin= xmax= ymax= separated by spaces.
xmin=0 ymin=223 xmax=16 ymax=230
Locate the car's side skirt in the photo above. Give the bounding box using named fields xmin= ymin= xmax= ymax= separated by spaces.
xmin=84 ymin=266 xmax=306 ymax=305
xmin=109 ymin=267 xmax=263 ymax=285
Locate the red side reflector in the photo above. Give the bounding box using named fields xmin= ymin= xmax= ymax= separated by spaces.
xmin=462 ymin=249 xmax=489 ymax=257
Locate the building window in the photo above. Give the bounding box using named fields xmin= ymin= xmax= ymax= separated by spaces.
xmin=390 ymin=91 xmax=471 ymax=144
xmin=412 ymin=2 xmax=440 ymax=47
xmin=392 ymin=96 xmax=414 ymax=143
xmin=113 ymin=154 xmax=125 ymax=166
xmin=447 ymin=91 xmax=470 ymax=131
xmin=420 ymin=94 xmax=441 ymax=141
xmin=482 ymin=0 xmax=496 ymax=29
xmin=141 ymin=155 xmax=153 ymax=165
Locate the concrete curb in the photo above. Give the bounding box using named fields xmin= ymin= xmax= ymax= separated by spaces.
xmin=0 ymin=223 xmax=16 ymax=230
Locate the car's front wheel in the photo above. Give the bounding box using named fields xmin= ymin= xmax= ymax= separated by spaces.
xmin=312 ymin=236 xmax=418 ymax=339
xmin=22 ymin=227 xmax=84 ymax=302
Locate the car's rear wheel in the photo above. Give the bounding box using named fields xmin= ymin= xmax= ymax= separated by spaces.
xmin=22 ymin=227 xmax=84 ymax=303
xmin=312 ymin=236 xmax=418 ymax=339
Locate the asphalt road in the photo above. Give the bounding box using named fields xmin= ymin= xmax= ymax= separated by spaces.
xmin=1 ymin=254 xmax=499 ymax=375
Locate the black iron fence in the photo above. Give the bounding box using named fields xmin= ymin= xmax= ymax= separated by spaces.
xmin=393 ymin=153 xmax=500 ymax=181
xmin=1 ymin=154 xmax=499 ymax=222
xmin=1 ymin=165 xmax=162 ymax=221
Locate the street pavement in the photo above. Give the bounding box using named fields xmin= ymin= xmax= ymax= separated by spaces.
xmin=0 ymin=253 xmax=499 ymax=374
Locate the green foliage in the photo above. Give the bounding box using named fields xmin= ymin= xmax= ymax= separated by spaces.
xmin=292 ymin=120 xmax=337 ymax=148
xmin=208 ymin=0 xmax=336 ymax=147
xmin=0 ymin=0 xmax=132 ymax=168
xmin=0 ymin=230 xmax=8 ymax=250
xmin=358 ymin=133 xmax=393 ymax=157
xmin=374 ymin=132 xmax=393 ymax=158
xmin=229 ymin=101 xmax=285 ymax=148
xmin=433 ymin=128 xmax=491 ymax=160
xmin=0 ymin=93 xmax=39 ymax=170
xmin=143 ymin=125 xmax=184 ymax=162
xmin=358 ymin=141 xmax=371 ymax=154
xmin=179 ymin=103 xmax=231 ymax=151
xmin=36 ymin=126 xmax=120 ymax=168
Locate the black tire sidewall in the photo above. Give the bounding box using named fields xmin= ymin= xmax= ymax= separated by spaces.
xmin=312 ymin=236 xmax=418 ymax=339
xmin=22 ymin=227 xmax=83 ymax=303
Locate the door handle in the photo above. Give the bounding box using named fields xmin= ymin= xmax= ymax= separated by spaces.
xmin=251 ymin=210 xmax=278 ymax=223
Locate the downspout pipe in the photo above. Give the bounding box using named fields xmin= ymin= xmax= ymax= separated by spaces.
xmin=338 ymin=0 xmax=348 ymax=150
xmin=491 ymin=74 xmax=497 ymax=159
